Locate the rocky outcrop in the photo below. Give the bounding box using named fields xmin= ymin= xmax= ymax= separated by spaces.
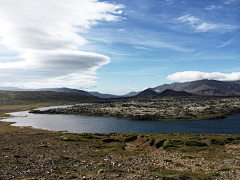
xmin=29 ymin=96 xmax=240 ymax=121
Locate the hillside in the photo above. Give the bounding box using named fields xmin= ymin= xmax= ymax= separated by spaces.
xmin=136 ymin=88 xmax=159 ymax=97
xmin=0 ymin=90 xmax=100 ymax=106
xmin=157 ymin=89 xmax=194 ymax=96
xmin=152 ymin=82 xmax=188 ymax=93
xmin=0 ymin=87 xmax=92 ymax=96
xmin=151 ymin=79 xmax=240 ymax=96
xmin=88 ymin=91 xmax=120 ymax=98
xmin=175 ymin=79 xmax=240 ymax=95
xmin=39 ymin=88 xmax=92 ymax=96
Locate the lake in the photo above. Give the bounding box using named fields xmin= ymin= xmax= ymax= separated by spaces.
xmin=2 ymin=105 xmax=240 ymax=134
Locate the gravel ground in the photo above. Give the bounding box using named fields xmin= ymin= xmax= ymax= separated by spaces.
xmin=0 ymin=132 xmax=240 ymax=180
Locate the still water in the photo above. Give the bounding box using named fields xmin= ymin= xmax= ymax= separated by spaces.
xmin=2 ymin=105 xmax=240 ymax=134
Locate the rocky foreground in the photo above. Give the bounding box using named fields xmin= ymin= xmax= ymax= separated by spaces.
xmin=30 ymin=96 xmax=240 ymax=121
xmin=0 ymin=132 xmax=240 ymax=180
xmin=1 ymin=131 xmax=240 ymax=180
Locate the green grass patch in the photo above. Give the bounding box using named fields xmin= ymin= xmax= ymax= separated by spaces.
xmin=153 ymin=167 xmax=217 ymax=180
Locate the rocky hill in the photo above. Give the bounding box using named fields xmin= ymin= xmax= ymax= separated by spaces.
xmin=151 ymin=79 xmax=240 ymax=96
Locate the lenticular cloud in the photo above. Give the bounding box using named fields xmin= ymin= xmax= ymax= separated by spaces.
xmin=0 ymin=0 xmax=124 ymax=88
xmin=166 ymin=71 xmax=240 ymax=82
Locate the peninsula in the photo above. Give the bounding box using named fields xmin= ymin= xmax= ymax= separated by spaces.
xmin=30 ymin=96 xmax=240 ymax=121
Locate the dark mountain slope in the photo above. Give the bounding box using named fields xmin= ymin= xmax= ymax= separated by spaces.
xmin=136 ymin=89 xmax=159 ymax=97
xmin=157 ymin=89 xmax=194 ymax=96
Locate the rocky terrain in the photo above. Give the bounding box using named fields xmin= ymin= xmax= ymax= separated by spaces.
xmin=30 ymin=96 xmax=240 ymax=121
xmin=0 ymin=131 xmax=240 ymax=180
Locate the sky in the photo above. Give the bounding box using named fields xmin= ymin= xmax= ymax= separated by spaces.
xmin=0 ymin=0 xmax=239 ymax=95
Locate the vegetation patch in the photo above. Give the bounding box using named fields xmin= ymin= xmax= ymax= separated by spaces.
xmin=153 ymin=167 xmax=218 ymax=180
xmin=185 ymin=140 xmax=208 ymax=147
xmin=163 ymin=140 xmax=174 ymax=150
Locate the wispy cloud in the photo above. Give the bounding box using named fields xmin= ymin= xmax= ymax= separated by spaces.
xmin=177 ymin=14 xmax=238 ymax=32
xmin=134 ymin=40 xmax=194 ymax=52
xmin=193 ymin=53 xmax=202 ymax=57
xmin=204 ymin=5 xmax=221 ymax=10
xmin=216 ymin=37 xmax=239 ymax=49
xmin=0 ymin=0 xmax=124 ymax=88
xmin=224 ymin=0 xmax=235 ymax=4
xmin=166 ymin=71 xmax=240 ymax=82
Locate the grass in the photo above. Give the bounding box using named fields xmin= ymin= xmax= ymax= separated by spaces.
xmin=153 ymin=167 xmax=218 ymax=180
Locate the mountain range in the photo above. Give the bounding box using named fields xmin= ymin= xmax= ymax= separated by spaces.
xmin=151 ymin=79 xmax=240 ymax=96
xmin=1 ymin=79 xmax=240 ymax=98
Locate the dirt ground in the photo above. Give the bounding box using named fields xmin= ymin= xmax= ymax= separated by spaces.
xmin=0 ymin=123 xmax=240 ymax=180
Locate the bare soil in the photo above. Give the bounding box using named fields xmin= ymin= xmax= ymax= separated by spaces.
xmin=0 ymin=126 xmax=240 ymax=180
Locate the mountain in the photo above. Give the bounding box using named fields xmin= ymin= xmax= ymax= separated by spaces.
xmin=0 ymin=90 xmax=100 ymax=106
xmin=151 ymin=82 xmax=188 ymax=93
xmin=152 ymin=79 xmax=240 ymax=96
xmin=174 ymin=79 xmax=240 ymax=95
xmin=88 ymin=91 xmax=120 ymax=98
xmin=158 ymin=89 xmax=194 ymax=97
xmin=123 ymin=91 xmax=139 ymax=97
xmin=0 ymin=87 xmax=93 ymax=96
xmin=136 ymin=88 xmax=159 ymax=97
xmin=88 ymin=91 xmax=140 ymax=98
xmin=39 ymin=88 xmax=92 ymax=96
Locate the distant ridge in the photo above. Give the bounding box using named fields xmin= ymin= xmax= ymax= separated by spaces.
xmin=158 ymin=89 xmax=194 ymax=96
xmin=0 ymin=87 xmax=93 ymax=96
xmin=151 ymin=79 xmax=240 ymax=96
xmin=39 ymin=88 xmax=92 ymax=96
xmin=136 ymin=89 xmax=159 ymax=97
xmin=88 ymin=91 xmax=120 ymax=98
xmin=123 ymin=91 xmax=139 ymax=97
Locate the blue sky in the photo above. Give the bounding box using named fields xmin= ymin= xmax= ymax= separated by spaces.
xmin=0 ymin=0 xmax=239 ymax=95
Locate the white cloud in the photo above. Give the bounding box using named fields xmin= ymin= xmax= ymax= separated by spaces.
xmin=204 ymin=5 xmax=221 ymax=10
xmin=166 ymin=71 xmax=240 ymax=82
xmin=177 ymin=14 xmax=238 ymax=32
xmin=196 ymin=23 xmax=219 ymax=32
xmin=177 ymin=14 xmax=200 ymax=24
xmin=0 ymin=0 xmax=124 ymax=88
